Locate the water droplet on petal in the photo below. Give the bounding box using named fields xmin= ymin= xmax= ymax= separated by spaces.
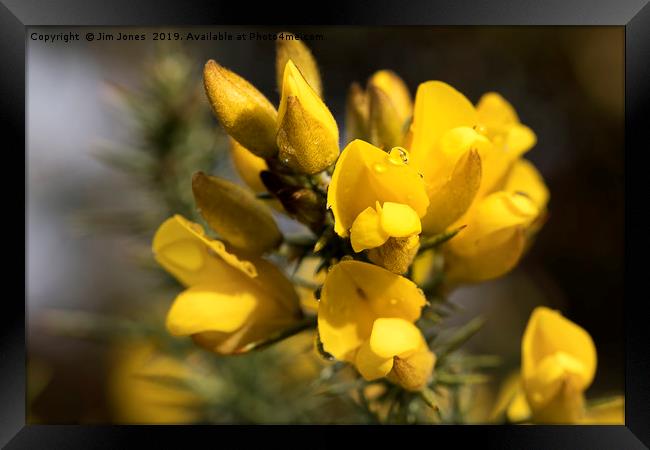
xmin=388 ymin=147 xmax=409 ymax=165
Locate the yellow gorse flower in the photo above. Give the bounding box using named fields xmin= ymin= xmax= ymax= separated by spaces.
xmin=153 ymin=215 xmax=302 ymax=355
xmin=328 ymin=140 xmax=429 ymax=238
xmin=327 ymin=139 xmax=429 ymax=272
xmin=521 ymin=306 xmax=596 ymax=423
xmin=491 ymin=307 xmax=622 ymax=425
xmin=318 ymin=260 xmax=434 ymax=390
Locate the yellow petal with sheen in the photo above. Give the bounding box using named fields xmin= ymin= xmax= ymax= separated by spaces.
xmin=350 ymin=205 xmax=390 ymax=252
xmin=369 ymin=318 xmax=423 ymax=359
xmin=380 ymin=202 xmax=421 ymax=238
xmin=408 ymin=81 xmax=477 ymax=169
xmin=166 ymin=284 xmax=257 ymax=336
xmin=152 ymin=215 xmax=257 ymax=288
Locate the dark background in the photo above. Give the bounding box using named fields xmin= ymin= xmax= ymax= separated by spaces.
xmin=27 ymin=26 xmax=624 ymax=421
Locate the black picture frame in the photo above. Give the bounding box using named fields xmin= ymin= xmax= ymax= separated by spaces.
xmin=5 ymin=0 xmax=649 ymax=447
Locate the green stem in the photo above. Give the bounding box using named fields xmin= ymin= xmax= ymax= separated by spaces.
xmin=418 ymin=225 xmax=466 ymax=253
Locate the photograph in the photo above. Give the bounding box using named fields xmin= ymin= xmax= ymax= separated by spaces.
xmin=24 ymin=25 xmax=629 ymax=426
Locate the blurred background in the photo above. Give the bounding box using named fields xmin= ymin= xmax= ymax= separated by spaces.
xmin=27 ymin=26 xmax=624 ymax=423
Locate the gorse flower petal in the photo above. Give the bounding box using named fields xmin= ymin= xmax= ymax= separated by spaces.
xmin=153 ymin=216 xmax=302 ymax=355
xmin=356 ymin=318 xmax=435 ymax=391
xmin=277 ymin=60 xmax=339 ymax=174
xmin=203 ymin=60 xmax=278 ymax=158
xmin=229 ymin=137 xmax=269 ymax=194
xmin=328 ymin=140 xmax=429 ymax=237
xmin=444 ymin=191 xmax=539 ymax=283
xmin=350 ymin=202 xmax=421 ymax=253
xmin=407 ymin=81 xmax=478 ymax=167
xmin=191 ymin=171 xmax=282 ymax=255
xmin=152 ymin=215 xmax=258 ymax=287
xmin=504 ymin=158 xmax=549 ymax=212
xmin=474 ymin=92 xmax=537 ymax=197
xmin=276 ymin=32 xmax=322 ymax=97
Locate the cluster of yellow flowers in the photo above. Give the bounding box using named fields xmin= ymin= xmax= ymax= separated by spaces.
xmin=150 ymin=33 xmax=621 ymax=423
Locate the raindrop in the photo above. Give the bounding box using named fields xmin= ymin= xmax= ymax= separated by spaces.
xmin=388 ymin=147 xmax=409 ymax=165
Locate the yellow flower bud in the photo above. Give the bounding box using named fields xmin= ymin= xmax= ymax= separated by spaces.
xmin=318 ymin=260 xmax=426 ymax=362
xmin=328 ymin=140 xmax=429 ymax=237
xmin=191 ymin=172 xmax=282 ymax=255
xmin=368 ymin=70 xmax=413 ymax=126
xmin=277 ymin=60 xmax=339 ymax=174
xmin=387 ymin=347 xmax=436 ymax=392
xmin=368 ymin=84 xmax=406 ymax=150
xmin=152 ymin=215 xmax=302 ymax=355
xmin=521 ymin=307 xmax=597 ymax=423
xmin=345 ymin=82 xmax=370 ymax=144
xmin=203 ymin=60 xmax=278 ymax=158
xmin=276 ymin=32 xmax=322 ymax=96
xmin=367 ymin=70 xmax=413 ymax=149
xmin=229 ymin=137 xmax=268 ymax=193
xmin=444 ymin=191 xmax=539 ymax=283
